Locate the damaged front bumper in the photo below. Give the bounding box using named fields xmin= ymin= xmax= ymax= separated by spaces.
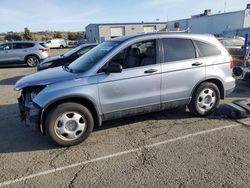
xmin=18 ymin=93 xmax=42 ymax=131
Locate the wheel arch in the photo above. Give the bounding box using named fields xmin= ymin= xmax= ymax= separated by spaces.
xmin=40 ymin=96 xmax=102 ymax=134
xmin=25 ymin=54 xmax=41 ymax=62
xmin=190 ymin=78 xmax=225 ymax=103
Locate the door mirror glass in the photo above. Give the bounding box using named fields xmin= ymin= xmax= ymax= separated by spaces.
xmin=103 ymin=63 xmax=122 ymax=73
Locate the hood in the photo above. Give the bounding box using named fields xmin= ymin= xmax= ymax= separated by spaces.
xmin=15 ymin=67 xmax=76 ymax=90
xmin=40 ymin=55 xmax=64 ymax=64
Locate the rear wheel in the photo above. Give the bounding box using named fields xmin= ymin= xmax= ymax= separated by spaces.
xmin=189 ymin=82 xmax=220 ymax=116
xmin=26 ymin=55 xmax=39 ymax=67
xmin=60 ymin=45 xmax=64 ymax=49
xmin=45 ymin=103 xmax=94 ymax=146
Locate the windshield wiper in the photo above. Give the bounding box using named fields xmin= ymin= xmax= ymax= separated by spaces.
xmin=62 ymin=65 xmax=73 ymax=73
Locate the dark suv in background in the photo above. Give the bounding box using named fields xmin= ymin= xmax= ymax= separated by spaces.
xmin=37 ymin=43 xmax=96 ymax=71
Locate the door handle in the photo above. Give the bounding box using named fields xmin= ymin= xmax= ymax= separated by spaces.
xmin=192 ymin=62 xmax=203 ymax=66
xmin=144 ymin=69 xmax=158 ymax=74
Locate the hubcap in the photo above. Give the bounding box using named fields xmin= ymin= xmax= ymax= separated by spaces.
xmin=197 ymin=88 xmax=216 ymax=112
xmin=54 ymin=112 xmax=87 ymax=141
xmin=27 ymin=57 xmax=38 ymax=66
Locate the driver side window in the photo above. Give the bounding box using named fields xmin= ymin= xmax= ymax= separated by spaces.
xmin=109 ymin=40 xmax=156 ymax=69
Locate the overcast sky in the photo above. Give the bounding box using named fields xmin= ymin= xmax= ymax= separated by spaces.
xmin=0 ymin=0 xmax=249 ymax=32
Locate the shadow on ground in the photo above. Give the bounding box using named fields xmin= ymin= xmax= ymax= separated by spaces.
xmin=0 ymin=103 xmax=230 ymax=154
xmin=0 ymin=79 xmax=249 ymax=153
xmin=0 ymin=75 xmax=24 ymax=85
xmin=0 ymin=64 xmax=28 ymax=69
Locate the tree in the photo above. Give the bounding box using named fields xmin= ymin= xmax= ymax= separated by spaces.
xmin=23 ymin=27 xmax=33 ymax=41
xmin=67 ymin=32 xmax=86 ymax=40
xmin=4 ymin=33 xmax=22 ymax=41
xmin=67 ymin=32 xmax=77 ymax=40
xmin=41 ymin=36 xmax=50 ymax=41
xmin=54 ymin=32 xmax=62 ymax=38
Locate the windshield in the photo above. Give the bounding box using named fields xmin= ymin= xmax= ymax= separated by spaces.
xmin=63 ymin=45 xmax=86 ymax=57
xmin=68 ymin=41 xmax=120 ymax=73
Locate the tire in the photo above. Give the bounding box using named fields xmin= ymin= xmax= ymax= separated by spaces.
xmin=60 ymin=45 xmax=64 ymax=49
xmin=26 ymin=55 xmax=40 ymax=67
xmin=188 ymin=82 xmax=220 ymax=116
xmin=45 ymin=102 xmax=94 ymax=146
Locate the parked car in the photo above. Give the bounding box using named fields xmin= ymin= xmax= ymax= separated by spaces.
xmin=15 ymin=32 xmax=235 ymax=146
xmin=0 ymin=41 xmax=49 ymax=67
xmin=218 ymin=37 xmax=246 ymax=58
xmin=37 ymin=44 xmax=97 ymax=71
xmin=67 ymin=41 xmax=78 ymax=48
xmin=46 ymin=39 xmax=67 ymax=49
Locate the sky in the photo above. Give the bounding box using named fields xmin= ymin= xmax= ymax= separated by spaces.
xmin=0 ymin=0 xmax=249 ymax=32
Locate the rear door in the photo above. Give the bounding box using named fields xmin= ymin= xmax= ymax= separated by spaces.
xmin=160 ymin=38 xmax=206 ymax=108
xmin=12 ymin=43 xmax=30 ymax=62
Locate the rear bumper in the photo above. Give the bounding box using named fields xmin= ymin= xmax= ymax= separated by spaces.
xmin=39 ymin=52 xmax=49 ymax=60
xmin=18 ymin=96 xmax=41 ymax=131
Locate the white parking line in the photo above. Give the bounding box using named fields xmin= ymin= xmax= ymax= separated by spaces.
xmin=0 ymin=124 xmax=241 ymax=187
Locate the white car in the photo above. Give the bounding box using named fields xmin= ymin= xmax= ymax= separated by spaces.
xmin=46 ymin=39 xmax=67 ymax=49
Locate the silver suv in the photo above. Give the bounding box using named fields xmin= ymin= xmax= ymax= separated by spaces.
xmin=0 ymin=41 xmax=49 ymax=67
xmin=15 ymin=33 xmax=235 ymax=146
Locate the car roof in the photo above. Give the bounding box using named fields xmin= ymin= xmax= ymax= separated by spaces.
xmin=5 ymin=41 xmax=40 ymax=44
xmin=110 ymin=32 xmax=213 ymax=42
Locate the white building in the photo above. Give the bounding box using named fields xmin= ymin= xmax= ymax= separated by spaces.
xmin=166 ymin=5 xmax=250 ymax=36
xmin=85 ymin=5 xmax=250 ymax=43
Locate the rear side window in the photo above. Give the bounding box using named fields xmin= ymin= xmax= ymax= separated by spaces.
xmin=13 ymin=43 xmax=35 ymax=49
xmin=163 ymin=38 xmax=196 ymax=62
xmin=25 ymin=43 xmax=35 ymax=48
xmin=195 ymin=41 xmax=221 ymax=57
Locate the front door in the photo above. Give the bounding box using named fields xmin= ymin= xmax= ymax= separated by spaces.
xmin=98 ymin=40 xmax=161 ymax=120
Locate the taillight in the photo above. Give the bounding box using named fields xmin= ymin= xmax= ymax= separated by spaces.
xmin=229 ymin=55 xmax=234 ymax=70
xmin=39 ymin=48 xmax=48 ymax=52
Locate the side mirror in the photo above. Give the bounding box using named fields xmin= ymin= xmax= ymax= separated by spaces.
xmin=233 ymin=66 xmax=243 ymax=77
xmin=103 ymin=63 xmax=122 ymax=73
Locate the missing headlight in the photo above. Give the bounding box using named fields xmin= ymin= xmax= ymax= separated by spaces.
xmin=22 ymin=85 xmax=46 ymax=103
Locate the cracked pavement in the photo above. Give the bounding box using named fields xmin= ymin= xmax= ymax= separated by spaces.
xmin=0 ymin=49 xmax=249 ymax=188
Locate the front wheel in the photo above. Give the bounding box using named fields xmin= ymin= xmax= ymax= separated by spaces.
xmin=45 ymin=103 xmax=94 ymax=146
xmin=188 ymin=82 xmax=220 ymax=116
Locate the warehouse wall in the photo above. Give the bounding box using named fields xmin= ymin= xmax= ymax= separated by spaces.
xmin=166 ymin=10 xmax=247 ymax=35
xmin=166 ymin=19 xmax=189 ymax=31
xmin=243 ymin=9 xmax=250 ymax=27
xmin=98 ymin=23 xmax=166 ymax=42
xmin=86 ymin=24 xmax=100 ymax=43
xmin=189 ymin=11 xmax=245 ymax=35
